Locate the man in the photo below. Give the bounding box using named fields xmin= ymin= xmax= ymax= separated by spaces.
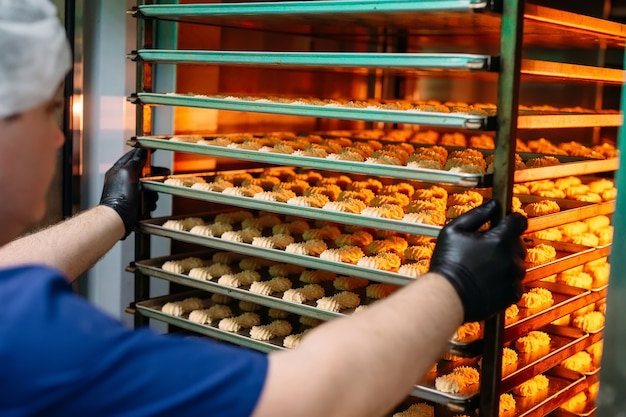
xmin=0 ymin=1 xmax=527 ymax=416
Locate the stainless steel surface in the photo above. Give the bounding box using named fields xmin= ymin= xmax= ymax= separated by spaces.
xmin=134 ymin=93 xmax=489 ymax=130
xmin=135 ymin=49 xmax=626 ymax=85
xmin=135 ymin=49 xmax=492 ymax=71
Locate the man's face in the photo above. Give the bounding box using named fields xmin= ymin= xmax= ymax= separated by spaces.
xmin=0 ymin=96 xmax=64 ymax=243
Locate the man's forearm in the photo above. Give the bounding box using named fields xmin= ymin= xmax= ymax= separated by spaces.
xmin=0 ymin=205 xmax=125 ymax=282
xmin=254 ymin=273 xmax=463 ymax=417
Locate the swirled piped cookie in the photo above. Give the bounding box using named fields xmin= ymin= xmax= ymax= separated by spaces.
xmin=518 ymin=287 xmax=554 ymax=309
xmin=249 ymin=277 xmax=293 ymax=295
xmin=435 ymin=366 xmax=480 ymax=395
xmin=512 ymin=374 xmax=549 ymax=397
xmin=525 ymin=243 xmax=557 ymax=265
xmin=333 ymin=276 xmax=370 ymax=291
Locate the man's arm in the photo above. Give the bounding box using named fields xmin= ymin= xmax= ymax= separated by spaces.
xmin=0 ymin=148 xmax=152 ymax=282
xmin=0 ymin=205 xmax=124 ymax=282
xmin=253 ymin=201 xmax=528 ymax=417
xmin=255 ymin=273 xmax=462 ymax=417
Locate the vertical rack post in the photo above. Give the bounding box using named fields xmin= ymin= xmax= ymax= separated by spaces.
xmin=596 ymin=49 xmax=626 ymax=416
xmin=479 ymin=1 xmax=524 ymax=416
xmin=133 ymin=0 xmax=154 ymax=328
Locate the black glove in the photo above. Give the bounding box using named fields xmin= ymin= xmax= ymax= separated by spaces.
xmin=100 ymin=148 xmax=150 ymax=239
xmin=429 ymin=200 xmax=528 ymax=322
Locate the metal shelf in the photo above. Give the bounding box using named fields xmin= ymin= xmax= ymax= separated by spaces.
xmin=133 ymin=1 xmax=626 ymax=49
xmin=141 ymin=179 xmax=442 ymax=237
xmin=135 ymin=290 xmax=481 ymax=408
xmin=133 ymin=49 xmax=492 ymax=71
xmin=135 ymin=50 xmax=626 ymax=85
xmin=132 ymin=93 xmax=622 ymax=131
xmin=140 ymin=218 xmax=417 ymax=285
xmin=132 ymin=93 xmax=490 ymax=130
xmin=135 ymin=136 xmax=486 ymax=187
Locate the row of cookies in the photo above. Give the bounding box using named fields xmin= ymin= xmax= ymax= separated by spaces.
xmin=322 ymin=129 xmax=616 ymax=159
xmin=514 ymin=176 xmax=616 ymax=203
xmin=159 ymin=253 xmax=405 ymax=313
xmin=160 ymin=211 xmax=438 ymax=275
xmin=530 ymin=215 xmax=614 ymax=248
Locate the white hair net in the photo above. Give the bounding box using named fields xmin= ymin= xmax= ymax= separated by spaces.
xmin=0 ymin=0 xmax=71 ymax=118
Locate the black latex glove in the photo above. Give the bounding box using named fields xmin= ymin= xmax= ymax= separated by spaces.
xmin=100 ymin=148 xmax=151 ymax=239
xmin=429 ymin=200 xmax=528 ymax=322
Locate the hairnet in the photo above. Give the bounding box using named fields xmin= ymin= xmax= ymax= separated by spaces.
xmin=0 ymin=0 xmax=71 ymax=118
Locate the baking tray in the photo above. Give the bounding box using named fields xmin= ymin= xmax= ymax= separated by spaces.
xmin=133 ymin=50 xmax=626 ymax=85
xmin=448 ymin=283 xmax=606 ymax=356
xmin=135 ymin=136 xmax=485 ymax=187
xmin=521 ymin=197 xmax=615 ymax=234
xmin=140 ymin=215 xmax=417 ymax=285
xmin=135 ymin=290 xmax=482 ymax=408
xmin=132 ymin=2 xmax=626 ymax=49
xmin=134 ymin=49 xmax=493 ymax=71
xmin=140 ymin=171 xmax=615 ymax=243
xmin=500 ymin=325 xmax=589 ymax=393
xmin=135 ymin=252 xmax=344 ymax=321
xmin=513 ymin=158 xmax=619 ymax=183
xmin=136 ymin=251 xmax=495 ymax=358
xmin=133 ymin=92 xmax=490 ymax=130
xmin=135 ymin=290 xmax=289 ymax=353
xmin=132 ymin=93 xmax=623 ymax=131
xmin=141 ymin=177 xmax=442 ymax=237
xmin=508 ymin=367 xmax=587 ymax=417
xmin=523 ymin=239 xmax=612 ymax=284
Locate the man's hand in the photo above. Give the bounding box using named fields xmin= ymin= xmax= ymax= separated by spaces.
xmin=99 ymin=148 xmax=152 ymax=239
xmin=429 ymin=200 xmax=528 ymax=322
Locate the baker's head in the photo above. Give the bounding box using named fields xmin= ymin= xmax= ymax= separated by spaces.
xmin=0 ymin=0 xmax=71 ymax=117
xmin=0 ymin=0 xmax=71 ymax=244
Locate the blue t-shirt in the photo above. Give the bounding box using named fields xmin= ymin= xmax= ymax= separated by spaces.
xmin=0 ymin=265 xmax=268 ymax=417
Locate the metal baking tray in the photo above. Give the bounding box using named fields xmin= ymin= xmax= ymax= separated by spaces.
xmin=133 ymin=50 xmax=626 ymax=85
xmin=523 ymin=239 xmax=612 ymax=284
xmin=135 ymin=290 xmax=288 ymax=353
xmin=521 ymin=197 xmax=615 ymax=234
xmin=500 ymin=325 xmax=589 ymax=393
xmin=141 ymin=176 xmax=441 ymax=237
xmin=132 ymin=2 xmax=626 ymax=49
xmin=509 ymin=366 xmax=587 ymax=417
xmin=135 ymin=136 xmax=486 ymax=187
xmin=136 ymin=251 xmax=494 ymax=359
xmin=140 ymin=215 xmax=417 ymax=285
xmin=131 ymin=93 xmax=623 ymax=131
xmin=140 ymin=171 xmax=615 ymax=242
xmin=132 ymin=92 xmax=490 ymax=130
xmin=135 ymin=290 xmax=481 ymax=408
xmin=135 ymin=252 xmax=344 ymax=321
xmin=449 ymin=283 xmax=606 ymax=356
xmin=513 ymin=158 xmax=619 ymax=183
xmin=134 ymin=49 xmax=493 ymax=71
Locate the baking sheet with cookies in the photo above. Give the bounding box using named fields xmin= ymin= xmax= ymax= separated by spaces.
xmin=449 ymin=283 xmax=606 ymax=356
xmin=135 ymin=290 xmax=477 ymax=408
xmin=134 ymin=135 xmax=617 ymax=190
xmin=135 ymin=250 xmax=389 ymax=321
xmin=140 ymin=167 xmax=615 ymax=241
xmin=139 ymin=209 xmax=610 ymax=292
